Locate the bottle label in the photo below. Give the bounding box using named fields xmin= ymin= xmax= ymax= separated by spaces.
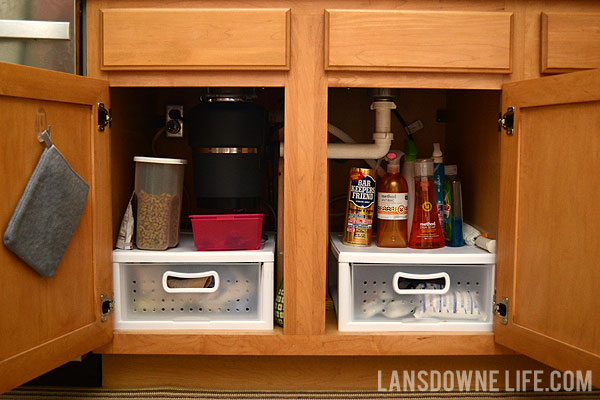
xmin=377 ymin=193 xmax=408 ymax=220
xmin=349 ymin=174 xmax=376 ymax=208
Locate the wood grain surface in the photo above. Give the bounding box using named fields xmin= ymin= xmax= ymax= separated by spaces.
xmin=102 ymin=354 xmax=552 ymax=390
xmin=495 ymin=68 xmax=600 ymax=386
xmin=542 ymin=13 xmax=600 ymax=73
xmin=326 ymin=10 xmax=512 ymax=73
xmin=101 ymin=8 xmax=290 ymax=70
xmin=0 ymin=63 xmax=112 ymax=393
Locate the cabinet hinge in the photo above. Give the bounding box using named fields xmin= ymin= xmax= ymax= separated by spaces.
xmin=493 ymin=295 xmax=509 ymax=325
xmin=498 ymin=107 xmax=514 ymax=136
xmin=97 ymin=103 xmax=112 ymax=132
xmin=100 ymin=294 xmax=114 ymax=322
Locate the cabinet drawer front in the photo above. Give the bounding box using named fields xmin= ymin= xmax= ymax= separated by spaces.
xmin=101 ymin=8 xmax=290 ymax=70
xmin=541 ymin=13 xmax=600 ymax=73
xmin=325 ymin=10 xmax=512 ymax=73
xmin=350 ymin=264 xmax=494 ymax=329
xmin=114 ymin=261 xmax=273 ymax=330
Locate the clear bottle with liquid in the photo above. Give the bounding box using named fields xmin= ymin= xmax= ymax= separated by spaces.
xmin=443 ymin=164 xmax=464 ymax=247
xmin=432 ymin=143 xmax=445 ymax=231
xmin=408 ymin=159 xmax=445 ymax=249
xmin=376 ymin=152 xmax=409 ymax=248
xmin=402 ymin=140 xmax=417 ymax=237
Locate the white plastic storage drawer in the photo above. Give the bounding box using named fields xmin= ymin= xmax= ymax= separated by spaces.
xmin=113 ymin=233 xmax=274 ymax=330
xmin=328 ymin=233 xmax=495 ymax=332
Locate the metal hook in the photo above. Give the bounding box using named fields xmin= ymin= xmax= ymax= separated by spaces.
xmin=36 ymin=108 xmax=53 ymax=148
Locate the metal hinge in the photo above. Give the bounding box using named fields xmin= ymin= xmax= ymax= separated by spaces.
xmin=97 ymin=102 xmax=112 ymax=132
xmin=493 ymin=295 xmax=509 ymax=325
xmin=498 ymin=107 xmax=514 ymax=136
xmin=100 ymin=294 xmax=114 ymax=322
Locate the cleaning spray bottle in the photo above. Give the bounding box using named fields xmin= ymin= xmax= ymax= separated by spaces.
xmin=376 ymin=151 xmax=409 ymax=248
xmin=402 ymin=140 xmax=417 ymax=237
xmin=408 ymin=158 xmax=445 ymax=249
xmin=432 ymin=143 xmax=445 ymax=232
xmin=443 ymin=164 xmax=464 ymax=247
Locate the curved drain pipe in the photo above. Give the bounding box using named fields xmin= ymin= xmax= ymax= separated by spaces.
xmin=279 ymin=100 xmax=395 ymax=166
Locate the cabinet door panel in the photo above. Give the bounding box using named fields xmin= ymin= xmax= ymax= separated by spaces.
xmin=496 ymin=68 xmax=600 ymax=384
xmin=101 ymin=8 xmax=290 ymax=70
xmin=0 ymin=63 xmax=112 ymax=392
xmin=541 ymin=13 xmax=600 ymax=73
xmin=325 ymin=10 xmax=512 ymax=73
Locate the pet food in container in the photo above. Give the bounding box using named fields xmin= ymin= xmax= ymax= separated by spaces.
xmin=190 ymin=214 xmax=264 ymax=250
xmin=134 ymin=156 xmax=187 ymax=250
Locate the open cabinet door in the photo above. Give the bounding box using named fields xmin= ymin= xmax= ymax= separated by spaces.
xmin=0 ymin=63 xmax=112 ymax=392
xmin=496 ymin=68 xmax=600 ymax=384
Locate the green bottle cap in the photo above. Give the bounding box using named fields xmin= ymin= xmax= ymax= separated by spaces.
xmin=405 ymin=140 xmax=417 ymax=161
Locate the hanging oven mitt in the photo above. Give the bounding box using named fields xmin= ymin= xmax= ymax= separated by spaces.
xmin=3 ymin=144 xmax=89 ymax=278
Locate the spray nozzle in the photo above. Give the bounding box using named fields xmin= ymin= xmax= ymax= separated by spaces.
xmin=405 ymin=140 xmax=417 ymax=161
xmin=432 ymin=143 xmax=443 ymax=163
xmin=385 ymin=151 xmax=402 ymax=173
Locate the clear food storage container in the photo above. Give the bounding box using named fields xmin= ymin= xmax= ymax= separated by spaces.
xmin=134 ymin=156 xmax=187 ymax=250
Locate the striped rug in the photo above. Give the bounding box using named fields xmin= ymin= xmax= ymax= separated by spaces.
xmin=2 ymin=388 xmax=600 ymax=400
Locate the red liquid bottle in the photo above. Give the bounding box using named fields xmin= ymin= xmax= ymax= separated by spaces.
xmin=409 ymin=159 xmax=445 ymax=249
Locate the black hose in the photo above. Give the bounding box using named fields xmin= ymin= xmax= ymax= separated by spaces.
xmin=392 ymin=109 xmax=415 ymax=141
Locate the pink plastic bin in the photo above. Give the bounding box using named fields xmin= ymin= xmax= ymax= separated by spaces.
xmin=189 ymin=214 xmax=264 ymax=251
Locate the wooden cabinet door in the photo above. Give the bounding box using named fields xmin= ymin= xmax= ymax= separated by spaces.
xmin=496 ymin=68 xmax=600 ymax=385
xmin=0 ymin=63 xmax=112 ymax=392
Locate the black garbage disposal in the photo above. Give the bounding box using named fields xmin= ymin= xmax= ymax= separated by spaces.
xmin=187 ymin=90 xmax=268 ymax=210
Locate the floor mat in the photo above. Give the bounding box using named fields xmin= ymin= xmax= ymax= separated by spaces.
xmin=2 ymin=387 xmax=600 ymax=400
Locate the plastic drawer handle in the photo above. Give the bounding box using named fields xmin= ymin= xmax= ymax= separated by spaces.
xmin=392 ymin=272 xmax=450 ymax=295
xmin=162 ymin=270 xmax=220 ymax=293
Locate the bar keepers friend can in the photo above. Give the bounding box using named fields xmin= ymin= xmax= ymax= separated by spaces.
xmin=343 ymin=168 xmax=377 ymax=246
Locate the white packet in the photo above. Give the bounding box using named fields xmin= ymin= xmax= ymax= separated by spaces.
xmin=413 ymin=283 xmax=486 ymax=321
xmin=116 ymin=193 xmax=134 ymax=250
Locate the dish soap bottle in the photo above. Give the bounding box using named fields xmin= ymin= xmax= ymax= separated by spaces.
xmin=376 ymin=152 xmax=409 ymax=248
xmin=443 ymin=164 xmax=465 ymax=247
xmin=402 ymin=139 xmax=417 ymax=237
xmin=432 ymin=143 xmax=445 ymax=232
xmin=409 ymin=159 xmax=445 ymax=249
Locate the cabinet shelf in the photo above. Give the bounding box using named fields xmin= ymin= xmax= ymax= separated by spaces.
xmin=329 ymin=233 xmax=496 ymax=264
xmin=96 ymin=309 xmax=511 ymax=356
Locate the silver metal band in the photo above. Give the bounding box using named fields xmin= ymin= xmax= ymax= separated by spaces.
xmin=203 ymin=97 xmax=247 ymax=103
xmin=195 ymin=147 xmax=258 ymax=154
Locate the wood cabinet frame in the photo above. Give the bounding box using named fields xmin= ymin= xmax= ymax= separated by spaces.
xmin=2 ymin=0 xmax=600 ymax=392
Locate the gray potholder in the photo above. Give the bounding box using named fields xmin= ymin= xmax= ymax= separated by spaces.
xmin=3 ymin=145 xmax=89 ymax=277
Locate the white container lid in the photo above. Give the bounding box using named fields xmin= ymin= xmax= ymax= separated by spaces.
xmin=134 ymin=156 xmax=187 ymax=165
xmin=113 ymin=233 xmax=275 ymax=263
xmin=329 ymin=232 xmax=495 ymax=264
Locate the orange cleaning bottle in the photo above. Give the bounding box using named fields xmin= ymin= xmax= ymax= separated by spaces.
xmin=376 ymin=152 xmax=409 ymax=248
xmin=408 ymin=158 xmax=445 ymax=249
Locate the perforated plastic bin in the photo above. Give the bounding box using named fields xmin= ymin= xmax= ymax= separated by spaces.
xmin=328 ymin=233 xmax=495 ymax=332
xmin=112 ymin=233 xmax=274 ymax=330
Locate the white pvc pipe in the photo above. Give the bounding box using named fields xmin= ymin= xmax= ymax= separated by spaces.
xmin=328 ymin=123 xmax=383 ymax=175
xmin=280 ymin=125 xmax=393 ymax=163
xmin=280 ymin=140 xmax=392 ymax=161
xmin=280 ymin=101 xmax=395 ymax=165
xmin=328 ymin=123 xmax=357 ymax=144
xmin=327 ymin=141 xmax=391 ymax=159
